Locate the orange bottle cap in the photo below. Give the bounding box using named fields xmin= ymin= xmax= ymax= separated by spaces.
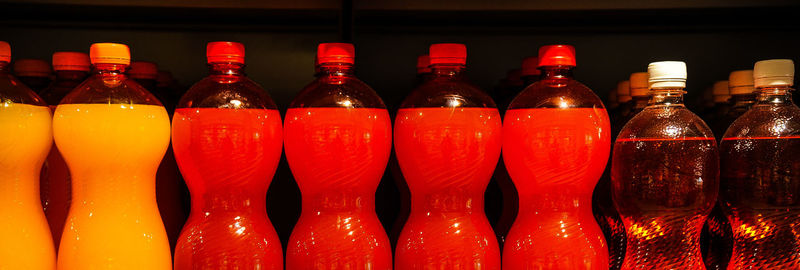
xmin=317 ymin=43 xmax=355 ymax=64
xmin=207 ymin=41 xmax=245 ymax=64
xmin=416 ymin=54 xmax=431 ymax=74
xmin=429 ymin=43 xmax=466 ymax=65
xmin=538 ymin=45 xmax=576 ymax=67
xmin=129 ymin=61 xmax=159 ymax=79
xmin=13 ymin=59 xmax=52 ymax=77
xmin=52 ymin=52 xmax=90 ymax=71
xmin=0 ymin=41 xmax=9 ymax=63
xmin=89 ymin=43 xmax=131 ymax=65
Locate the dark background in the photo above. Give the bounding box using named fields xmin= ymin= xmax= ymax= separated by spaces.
xmin=3 ymin=0 xmax=800 ymax=248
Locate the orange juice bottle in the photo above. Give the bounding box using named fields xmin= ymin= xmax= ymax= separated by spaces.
xmin=0 ymin=41 xmax=56 ymax=270
xmin=54 ymin=43 xmax=171 ymax=269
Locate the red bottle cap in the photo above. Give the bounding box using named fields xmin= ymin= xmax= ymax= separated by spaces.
xmin=129 ymin=61 xmax=159 ymax=79
xmin=538 ymin=45 xmax=576 ymax=67
xmin=90 ymin=43 xmax=131 ymax=65
xmin=207 ymin=41 xmax=245 ymax=64
xmin=0 ymin=41 xmax=9 ymax=63
xmin=52 ymin=52 xmax=90 ymax=71
xmin=521 ymin=56 xmax=541 ymax=76
xmin=429 ymin=43 xmax=466 ymax=65
xmin=13 ymin=59 xmax=51 ymax=77
xmin=416 ymin=54 xmax=431 ymax=74
xmin=317 ymin=43 xmax=355 ymax=64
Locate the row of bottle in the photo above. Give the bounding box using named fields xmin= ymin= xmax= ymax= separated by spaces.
xmin=1 ymin=39 xmax=797 ymax=270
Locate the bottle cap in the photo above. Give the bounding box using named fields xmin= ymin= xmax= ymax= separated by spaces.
xmin=416 ymin=54 xmax=431 ymax=74
xmin=538 ymin=45 xmax=576 ymax=67
xmin=207 ymin=41 xmax=245 ymax=64
xmin=617 ymin=80 xmax=632 ymax=102
xmin=712 ymin=80 xmax=730 ymax=102
xmin=90 ymin=43 xmax=130 ymax=65
xmin=429 ymin=43 xmax=466 ymax=65
xmin=0 ymin=41 xmax=10 ymax=63
xmin=53 ymin=52 xmax=90 ymax=71
xmin=157 ymin=70 xmax=173 ymax=87
xmin=521 ymin=56 xmax=541 ymax=76
xmin=647 ymin=61 xmax=686 ymax=88
xmin=318 ymin=43 xmax=355 ymax=64
xmin=754 ymin=59 xmax=794 ymax=87
xmin=129 ymin=61 xmax=158 ymax=79
xmin=629 ymin=72 xmax=649 ymax=97
xmin=728 ymin=70 xmax=754 ymax=95
xmin=607 ymin=89 xmax=618 ymax=106
xmin=13 ymin=59 xmax=51 ymax=77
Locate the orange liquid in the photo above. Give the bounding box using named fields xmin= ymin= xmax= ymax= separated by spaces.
xmin=394 ymin=107 xmax=502 ymax=270
xmin=40 ymin=105 xmax=71 ymax=251
xmin=284 ymin=107 xmax=393 ymax=269
xmin=502 ymin=108 xmax=610 ymax=270
xmin=0 ymin=103 xmax=56 ymax=269
xmin=54 ymin=103 xmax=172 ymax=269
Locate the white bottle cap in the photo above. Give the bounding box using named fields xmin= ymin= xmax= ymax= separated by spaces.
xmin=616 ymin=80 xmax=631 ymax=102
xmin=648 ymin=61 xmax=687 ymax=88
xmin=712 ymin=81 xmax=730 ymax=102
xmin=629 ymin=72 xmax=649 ymax=97
xmin=728 ymin=70 xmax=754 ymax=95
xmin=754 ymin=59 xmax=794 ymax=88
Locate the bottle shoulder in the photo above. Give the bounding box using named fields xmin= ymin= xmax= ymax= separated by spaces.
xmin=618 ymin=106 xmax=714 ymax=140
xmin=0 ymin=73 xmax=46 ymax=106
xmin=509 ymin=78 xmax=603 ymax=110
xmin=179 ymin=75 xmax=276 ymax=110
xmin=60 ymin=74 xmax=162 ymax=106
xmin=290 ymin=75 xmax=385 ymax=109
xmin=724 ymin=103 xmax=800 ymax=138
xmin=401 ymin=77 xmax=495 ymax=109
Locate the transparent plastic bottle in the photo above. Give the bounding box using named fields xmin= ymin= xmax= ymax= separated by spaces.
xmin=285 ymin=43 xmax=392 ymax=269
xmin=13 ymin=58 xmax=52 ymax=93
xmin=612 ymin=61 xmax=718 ymax=269
xmin=172 ymin=42 xmax=283 ymax=269
xmin=394 ymin=43 xmax=501 ymax=269
xmin=702 ymin=70 xmax=754 ymax=270
xmin=710 ymin=81 xmax=731 ymax=140
xmin=0 ymin=41 xmax=56 ymax=270
xmin=54 ymin=43 xmax=171 ymax=269
xmin=38 ymin=51 xmax=90 ymax=252
xmin=721 ymin=59 xmax=800 ymax=269
xmin=503 ymin=45 xmax=609 ymax=269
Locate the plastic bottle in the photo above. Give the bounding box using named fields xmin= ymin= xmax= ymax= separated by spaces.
xmin=612 ymin=61 xmax=718 ymax=269
xmin=520 ymin=56 xmax=541 ymax=86
xmin=54 ymin=43 xmax=171 ymax=269
xmin=13 ymin=58 xmax=52 ymax=93
xmin=503 ymin=45 xmax=609 ymax=269
xmin=38 ymin=51 xmax=90 ymax=252
xmin=285 ymin=43 xmax=392 ymax=269
xmin=615 ymin=80 xmax=632 ymax=121
xmin=0 ymin=41 xmax=56 ymax=270
xmin=721 ymin=59 xmax=800 ymax=269
xmin=710 ymin=80 xmax=732 ymax=139
xmin=394 ymin=43 xmax=501 ymax=269
xmin=172 ymin=41 xmax=283 ymax=269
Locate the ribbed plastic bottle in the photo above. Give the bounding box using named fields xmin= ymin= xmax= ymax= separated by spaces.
xmin=54 ymin=43 xmax=171 ymax=269
xmin=0 ymin=41 xmax=56 ymax=270
xmin=13 ymin=58 xmax=52 ymax=93
xmin=395 ymin=43 xmax=501 ymax=269
xmin=503 ymin=45 xmax=609 ymax=269
xmin=703 ymin=70 xmax=754 ymax=270
xmin=38 ymin=51 xmax=90 ymax=252
xmin=285 ymin=43 xmax=392 ymax=269
xmin=612 ymin=61 xmax=718 ymax=269
xmin=172 ymin=41 xmax=283 ymax=269
xmin=721 ymin=59 xmax=800 ymax=269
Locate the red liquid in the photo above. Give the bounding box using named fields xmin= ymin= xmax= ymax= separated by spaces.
xmin=40 ymin=105 xmax=71 ymax=251
xmin=502 ymin=108 xmax=610 ymax=269
xmin=613 ymin=137 xmax=718 ymax=270
xmin=394 ymin=107 xmax=502 ymax=270
xmin=284 ymin=107 xmax=392 ymax=269
xmin=721 ymin=136 xmax=800 ymax=269
xmin=172 ymin=108 xmax=283 ymax=269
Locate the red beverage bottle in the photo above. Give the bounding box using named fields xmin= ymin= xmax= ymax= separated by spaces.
xmin=38 ymin=51 xmax=90 ymax=251
xmin=13 ymin=58 xmax=52 ymax=93
xmin=284 ymin=43 xmax=392 ymax=269
xmin=702 ymin=69 xmax=754 ymax=270
xmin=172 ymin=42 xmax=283 ymax=269
xmin=613 ymin=61 xmax=719 ymax=269
xmin=502 ymin=45 xmax=609 ymax=269
xmin=395 ymin=43 xmax=502 ymax=269
xmin=721 ymin=59 xmax=800 ymax=269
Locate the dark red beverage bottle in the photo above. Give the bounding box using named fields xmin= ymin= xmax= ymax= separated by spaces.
xmin=702 ymin=69 xmax=754 ymax=270
xmin=38 ymin=51 xmax=90 ymax=252
xmin=284 ymin=43 xmax=392 ymax=269
xmin=503 ymin=45 xmax=610 ymax=269
xmin=13 ymin=58 xmax=52 ymax=93
xmin=612 ymin=61 xmax=719 ymax=269
xmin=172 ymin=42 xmax=283 ymax=269
xmin=394 ymin=43 xmax=501 ymax=269
xmin=721 ymin=59 xmax=800 ymax=269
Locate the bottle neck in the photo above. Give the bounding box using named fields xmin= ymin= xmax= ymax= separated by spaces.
xmin=209 ymin=62 xmax=245 ymax=76
xmin=729 ymin=93 xmax=757 ymax=108
xmin=430 ymin=63 xmax=465 ymax=79
xmin=55 ymin=70 xmax=89 ymax=82
xmin=319 ymin=62 xmax=354 ymax=76
xmin=540 ymin=66 xmax=574 ymax=80
xmin=755 ymin=86 xmax=794 ymax=106
xmin=648 ymin=87 xmax=686 ymax=107
xmin=0 ymin=62 xmax=8 ymax=73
